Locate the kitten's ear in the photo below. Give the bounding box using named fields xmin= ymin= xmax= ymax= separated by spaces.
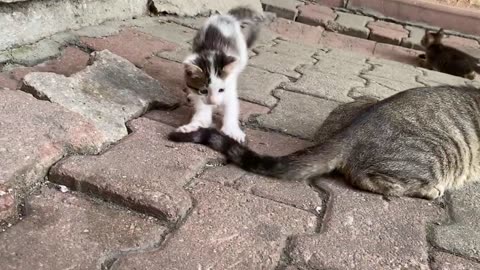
xmin=222 ymin=56 xmax=238 ymax=75
xmin=184 ymin=63 xmax=203 ymax=78
xmin=436 ymin=28 xmax=445 ymax=38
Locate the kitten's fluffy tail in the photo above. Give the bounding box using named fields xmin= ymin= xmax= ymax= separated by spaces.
xmin=228 ymin=6 xmax=263 ymax=48
xmin=168 ymin=128 xmax=345 ymax=181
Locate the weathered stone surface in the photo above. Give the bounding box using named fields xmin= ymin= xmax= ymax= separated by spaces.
xmin=10 ymin=47 xmax=90 ymax=82
xmin=239 ymin=66 xmax=289 ymax=107
xmin=9 ymin=39 xmax=62 ymax=66
xmin=287 ymin=177 xmax=443 ymax=269
xmin=151 ymin=0 xmax=263 ymax=16
xmin=0 ymin=187 xmax=167 ymax=270
xmin=255 ymin=90 xmax=340 ymax=139
xmin=299 ymin=51 xmax=368 ymax=77
xmin=157 ymin=46 xmax=190 ymax=63
xmin=284 ymin=70 xmax=360 ymax=102
xmin=258 ymin=39 xmax=318 ymax=61
xmin=0 ymin=90 xmax=103 ymax=220
xmin=268 ymin=18 xmax=324 ymax=45
xmin=135 ymin=22 xmax=196 ymax=47
xmin=367 ymin=21 xmax=409 ymax=45
xmin=0 ymin=185 xmax=15 ymax=222
xmin=50 ymin=118 xmax=218 ymax=223
xmin=402 ymin=25 xmax=425 ymax=50
xmin=81 ymin=29 xmax=177 ymax=66
xmin=262 ymin=0 xmax=302 ymax=20
xmin=22 ymin=50 xmax=179 ymax=146
xmin=250 ymin=52 xmax=306 ymax=78
xmin=372 ymin=43 xmax=421 ymax=66
xmin=431 ymin=252 xmax=480 ymax=270
xmin=319 ymin=32 xmax=376 ymax=56
xmin=349 ymin=83 xmax=397 ymax=99
xmin=314 ymin=48 xmax=369 ymax=64
xmin=200 ymin=128 xmax=320 ymax=211
xmin=142 ymin=56 xmax=186 ymax=100
xmin=364 ymin=58 xmax=424 ymax=92
xmin=0 ymin=73 xmax=18 ymax=90
xmin=114 ymin=180 xmax=316 ymax=269
xmin=332 ymin=12 xmax=374 ymax=39
xmin=0 ymin=0 xmax=148 ymax=51
xmin=161 ymin=15 xmax=206 ymax=30
xmin=417 ymin=69 xmax=469 ymax=86
xmin=297 ymin=4 xmax=337 ymax=27
xmin=73 ymin=23 xmax=121 ymax=38
xmin=433 ymin=184 xmax=480 ymax=260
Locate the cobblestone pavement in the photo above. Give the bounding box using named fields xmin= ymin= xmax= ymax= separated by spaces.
xmin=1 ymin=12 xmax=480 ymax=270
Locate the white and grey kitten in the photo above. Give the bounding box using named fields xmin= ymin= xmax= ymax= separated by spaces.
xmin=177 ymin=6 xmax=263 ymax=143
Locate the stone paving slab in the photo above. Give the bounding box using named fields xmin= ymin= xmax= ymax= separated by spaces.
xmin=367 ymin=20 xmax=409 ymax=46
xmin=239 ymin=66 xmax=289 ymax=107
xmin=283 ymin=69 xmax=361 ymax=103
xmin=0 ymin=187 xmax=167 ymax=270
xmin=262 ymin=0 xmax=302 ymax=20
xmin=402 ymin=25 xmax=425 ymax=50
xmin=50 ymin=118 xmax=218 ymax=224
xmin=114 ymin=180 xmax=317 ymax=270
xmin=267 ymin=18 xmax=324 ymax=45
xmin=254 ymin=90 xmax=341 ymax=139
xmin=199 ymin=128 xmax=321 ymax=212
xmin=296 ymin=4 xmax=337 ymax=28
xmin=249 ymin=51 xmax=309 ymax=78
xmin=287 ymin=177 xmax=444 ymax=270
xmin=0 ymin=89 xmax=103 ymax=221
xmin=80 ymin=28 xmax=177 ymax=67
xmin=21 ymin=50 xmax=180 ymax=146
xmin=431 ymin=252 xmax=480 ymax=270
xmin=134 ymin=22 xmax=196 ymax=47
xmin=433 ymin=184 xmax=480 ymax=261
xmin=332 ymin=12 xmax=374 ymax=39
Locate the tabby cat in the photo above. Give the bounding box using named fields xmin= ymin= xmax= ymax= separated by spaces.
xmin=169 ymin=85 xmax=480 ymax=200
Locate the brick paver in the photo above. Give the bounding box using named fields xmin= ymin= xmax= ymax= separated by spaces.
xmin=1 ymin=10 xmax=480 ymax=269
xmin=261 ymin=0 xmax=302 ymax=20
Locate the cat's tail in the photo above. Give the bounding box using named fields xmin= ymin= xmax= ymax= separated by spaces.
xmin=228 ymin=6 xmax=263 ymax=48
xmin=168 ymin=128 xmax=346 ymax=181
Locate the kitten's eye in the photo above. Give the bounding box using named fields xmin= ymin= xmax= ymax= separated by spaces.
xmin=199 ymin=89 xmax=208 ymax=95
xmin=219 ymin=88 xmax=225 ymax=93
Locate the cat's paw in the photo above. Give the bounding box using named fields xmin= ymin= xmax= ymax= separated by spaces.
xmin=176 ymin=123 xmax=201 ymax=133
xmin=221 ymin=126 xmax=246 ymax=144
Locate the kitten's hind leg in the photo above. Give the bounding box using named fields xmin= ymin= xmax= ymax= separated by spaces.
xmin=177 ymin=94 xmax=214 ymax=133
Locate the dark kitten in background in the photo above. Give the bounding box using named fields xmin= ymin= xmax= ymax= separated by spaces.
xmin=419 ymin=28 xmax=480 ymax=79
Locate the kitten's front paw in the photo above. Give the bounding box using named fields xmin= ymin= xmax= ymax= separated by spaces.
xmin=176 ymin=123 xmax=201 ymax=133
xmin=221 ymin=126 xmax=246 ymax=144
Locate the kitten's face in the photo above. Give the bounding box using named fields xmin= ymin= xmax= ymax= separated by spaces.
xmin=421 ymin=29 xmax=444 ymax=48
xmin=183 ymin=52 xmax=237 ymax=106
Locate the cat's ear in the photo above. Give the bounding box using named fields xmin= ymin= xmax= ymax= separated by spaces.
xmin=222 ymin=56 xmax=238 ymax=75
xmin=183 ymin=63 xmax=203 ymax=78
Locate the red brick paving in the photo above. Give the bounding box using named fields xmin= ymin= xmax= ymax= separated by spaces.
xmin=80 ymin=28 xmax=177 ymax=67
xmin=0 ymin=73 xmax=18 ymax=90
xmin=320 ymin=31 xmax=376 ymax=56
xmin=373 ymin=42 xmax=421 ymax=65
xmin=142 ymin=56 xmax=186 ymax=100
xmin=296 ymin=4 xmax=337 ymax=27
xmin=268 ymin=18 xmax=324 ymax=45
xmin=367 ymin=20 xmax=409 ymax=45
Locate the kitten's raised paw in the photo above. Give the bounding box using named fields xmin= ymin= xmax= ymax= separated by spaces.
xmin=221 ymin=126 xmax=246 ymax=144
xmin=176 ymin=123 xmax=201 ymax=133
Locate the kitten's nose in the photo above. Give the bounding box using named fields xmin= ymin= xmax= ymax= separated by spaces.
xmin=207 ymin=95 xmax=220 ymax=105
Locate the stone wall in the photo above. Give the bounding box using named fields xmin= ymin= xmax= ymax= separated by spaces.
xmin=0 ymin=0 xmax=149 ymax=50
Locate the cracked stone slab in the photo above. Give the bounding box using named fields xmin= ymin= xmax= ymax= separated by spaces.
xmin=80 ymin=28 xmax=178 ymax=66
xmin=349 ymin=83 xmax=397 ymax=99
xmin=249 ymin=51 xmax=308 ymax=78
xmin=135 ymin=22 xmax=196 ymax=47
xmin=0 ymin=187 xmax=167 ymax=270
xmin=0 ymin=90 xmax=103 ymax=221
xmin=239 ymin=66 xmax=288 ymax=107
xmin=255 ymin=40 xmax=318 ymax=61
xmin=432 ymin=184 xmax=480 ymax=261
xmin=50 ymin=118 xmax=218 ymax=223
xmin=417 ymin=69 xmax=469 ymax=87
xmin=254 ymin=90 xmax=341 ymax=139
xmin=21 ymin=50 xmax=180 ymax=147
xmin=114 ymin=180 xmax=316 ymax=270
xmin=332 ymin=12 xmax=373 ymax=39
xmin=287 ymin=177 xmax=444 ymax=269
xmin=431 ymin=252 xmax=480 ymax=270
xmin=9 ymin=39 xmax=62 ymax=66
xmin=283 ymin=70 xmax=360 ymax=102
